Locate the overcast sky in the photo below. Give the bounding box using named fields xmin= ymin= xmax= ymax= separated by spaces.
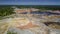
xmin=0 ymin=0 xmax=60 ymax=5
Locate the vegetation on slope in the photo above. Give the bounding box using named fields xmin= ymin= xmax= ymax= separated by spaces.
xmin=7 ymin=31 xmax=17 ymax=34
xmin=0 ymin=6 xmax=14 ymax=17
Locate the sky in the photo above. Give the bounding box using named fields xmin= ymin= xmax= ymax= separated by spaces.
xmin=0 ymin=0 xmax=60 ymax=5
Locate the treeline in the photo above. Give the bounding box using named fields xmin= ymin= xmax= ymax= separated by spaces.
xmin=17 ymin=5 xmax=60 ymax=10
xmin=16 ymin=5 xmax=60 ymax=10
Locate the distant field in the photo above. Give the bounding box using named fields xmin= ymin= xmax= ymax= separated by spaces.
xmin=0 ymin=5 xmax=60 ymax=19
